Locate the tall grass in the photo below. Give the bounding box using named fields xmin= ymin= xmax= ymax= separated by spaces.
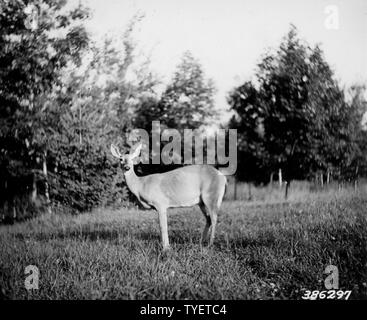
xmin=0 ymin=188 xmax=366 ymax=299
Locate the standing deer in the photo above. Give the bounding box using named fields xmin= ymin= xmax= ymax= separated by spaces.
xmin=110 ymin=142 xmax=227 ymax=251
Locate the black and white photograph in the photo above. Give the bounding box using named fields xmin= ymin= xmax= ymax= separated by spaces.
xmin=0 ymin=0 xmax=366 ymax=306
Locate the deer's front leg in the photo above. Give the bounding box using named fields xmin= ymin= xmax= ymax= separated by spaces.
xmin=157 ymin=207 xmax=170 ymax=250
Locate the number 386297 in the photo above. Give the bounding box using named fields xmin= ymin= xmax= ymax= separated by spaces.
xmin=302 ymin=290 xmax=351 ymax=300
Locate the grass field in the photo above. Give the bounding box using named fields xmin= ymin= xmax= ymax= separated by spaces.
xmin=1 ymin=188 xmax=366 ymax=300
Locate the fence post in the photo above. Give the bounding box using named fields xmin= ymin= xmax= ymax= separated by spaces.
xmin=278 ymin=168 xmax=282 ymax=188
xmin=285 ymin=180 xmax=291 ymax=200
xmin=31 ymin=172 xmax=37 ymax=202
xmin=326 ymin=169 xmax=330 ymax=185
xmin=43 ymin=151 xmax=52 ymax=214
xmin=320 ymin=172 xmax=324 ymax=187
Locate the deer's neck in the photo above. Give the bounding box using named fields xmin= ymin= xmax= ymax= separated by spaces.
xmin=124 ymin=167 xmax=141 ymax=197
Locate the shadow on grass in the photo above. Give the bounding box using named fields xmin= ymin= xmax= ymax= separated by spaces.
xmin=14 ymin=228 xmax=123 ymax=242
xmin=13 ymin=225 xmax=200 ymax=245
xmin=135 ymin=228 xmax=202 ymax=245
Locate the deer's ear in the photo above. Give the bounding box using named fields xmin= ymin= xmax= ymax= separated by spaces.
xmin=130 ymin=142 xmax=142 ymax=159
xmin=110 ymin=144 xmax=122 ymax=158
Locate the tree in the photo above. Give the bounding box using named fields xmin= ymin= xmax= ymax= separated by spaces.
xmin=157 ymin=51 xmax=217 ymax=130
xmin=0 ymin=0 xmax=89 ymax=219
xmin=227 ymin=82 xmax=268 ymax=183
xmin=337 ymin=84 xmax=367 ymax=182
xmin=46 ymin=18 xmax=159 ymax=210
xmin=228 ymin=26 xmax=363 ymax=198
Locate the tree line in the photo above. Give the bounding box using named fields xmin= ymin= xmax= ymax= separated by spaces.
xmin=1 ymin=1 xmax=366 ymax=221
xmin=228 ymin=26 xmax=367 ymax=197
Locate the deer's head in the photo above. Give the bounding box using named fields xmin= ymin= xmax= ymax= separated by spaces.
xmin=110 ymin=142 xmax=142 ymax=171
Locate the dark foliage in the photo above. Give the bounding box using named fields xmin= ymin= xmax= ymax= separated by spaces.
xmin=228 ymin=26 xmax=367 ymax=186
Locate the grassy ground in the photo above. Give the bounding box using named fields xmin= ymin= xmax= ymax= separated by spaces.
xmin=0 ymin=189 xmax=366 ymax=300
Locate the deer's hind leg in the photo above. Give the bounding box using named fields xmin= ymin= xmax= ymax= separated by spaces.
xmin=208 ymin=210 xmax=217 ymax=247
xmin=199 ymin=202 xmax=211 ymax=246
xmin=201 ymin=203 xmax=217 ymax=247
xmin=201 ymin=199 xmax=217 ymax=247
xmin=201 ymin=179 xmax=225 ymax=247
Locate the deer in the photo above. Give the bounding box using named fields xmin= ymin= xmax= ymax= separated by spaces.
xmin=110 ymin=142 xmax=227 ymax=251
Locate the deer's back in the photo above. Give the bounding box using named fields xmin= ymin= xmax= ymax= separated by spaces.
xmin=140 ymin=165 xmax=226 ymax=208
